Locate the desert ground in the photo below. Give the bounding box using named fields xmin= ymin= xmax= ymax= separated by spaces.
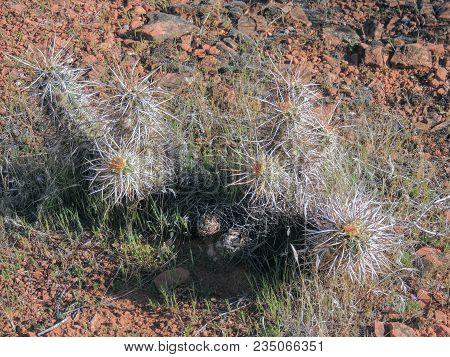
xmin=0 ymin=0 xmax=448 ymax=337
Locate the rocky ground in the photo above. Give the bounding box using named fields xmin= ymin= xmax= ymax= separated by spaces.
xmin=0 ymin=0 xmax=448 ymax=337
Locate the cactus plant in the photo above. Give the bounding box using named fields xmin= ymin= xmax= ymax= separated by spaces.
xmin=306 ymin=186 xmax=401 ymax=283
xmin=85 ymin=133 xmax=175 ymax=205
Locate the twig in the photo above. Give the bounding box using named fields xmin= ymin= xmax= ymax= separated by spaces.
xmin=198 ymin=12 xmax=211 ymax=36
xmin=37 ymin=316 xmax=70 ymax=337
xmin=1 ymin=311 xmax=15 ymax=331
xmin=414 ymin=224 xmax=446 ymax=237
xmin=37 ymin=303 xmax=82 ymax=336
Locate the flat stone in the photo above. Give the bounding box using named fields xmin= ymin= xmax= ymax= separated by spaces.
xmin=323 ymin=25 xmax=360 ymax=47
xmin=129 ymin=12 xmax=197 ymax=42
xmin=435 ymin=67 xmax=448 ymax=81
xmin=237 ymin=16 xmax=257 ymax=37
xmin=433 ymin=323 xmax=450 ymax=336
xmin=417 ymin=289 xmax=432 ymax=304
xmin=415 ymin=246 xmax=448 ymax=273
xmin=290 ymin=5 xmax=311 ymax=27
xmin=363 ymin=42 xmax=389 ymax=67
xmin=391 ymin=43 xmax=433 ymax=69
xmin=387 ymin=322 xmax=417 ymax=337
xmin=374 ymin=320 xmax=386 ymax=337
xmin=153 ymin=267 xmax=191 ymax=290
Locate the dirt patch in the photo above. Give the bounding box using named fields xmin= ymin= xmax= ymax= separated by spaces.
xmin=0 ymin=228 xmax=254 ymax=337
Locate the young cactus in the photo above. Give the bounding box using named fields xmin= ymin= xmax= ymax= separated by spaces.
xmin=99 ymin=63 xmax=174 ymax=143
xmin=306 ymin=186 xmax=401 ymax=283
xmin=85 ymin=133 xmax=175 ymax=205
xmin=9 ymin=42 xmax=96 ymax=136
xmin=227 ymin=139 xmax=294 ymax=212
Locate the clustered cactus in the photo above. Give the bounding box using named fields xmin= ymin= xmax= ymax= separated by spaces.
xmin=11 ymin=44 xmax=176 ymax=206
xmin=86 ymin=63 xmax=177 ymax=204
xmin=11 ymin=45 xmax=403 ymax=283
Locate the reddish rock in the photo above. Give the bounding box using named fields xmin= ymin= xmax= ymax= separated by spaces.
xmin=253 ymin=15 xmax=267 ymax=31
xmin=216 ymin=41 xmax=238 ymax=57
xmin=433 ymin=323 xmax=450 ymax=337
xmin=438 ymin=3 xmax=450 ymax=20
xmin=417 ymin=289 xmax=432 ymax=304
xmin=387 ymin=322 xmax=417 ymax=337
xmin=193 ymin=48 xmax=206 ymax=58
xmin=435 ymin=67 xmax=448 ymax=81
xmin=9 ymin=3 xmax=27 ymax=14
xmin=202 ymin=55 xmax=218 ymax=67
xmin=387 ymin=311 xmax=402 ymax=320
xmin=130 ymin=18 xmax=144 ymax=30
xmin=374 ymin=320 xmax=386 ymax=337
xmin=207 ymin=46 xmax=219 ymax=56
xmin=322 ymin=54 xmax=336 ymax=66
xmin=432 ymin=291 xmax=448 ymax=305
xmin=153 ymin=267 xmax=191 ymax=290
xmin=386 ymin=16 xmax=400 ymax=32
xmin=427 ymin=43 xmax=445 ymax=58
xmin=170 ymin=0 xmax=189 ymax=5
xmin=391 ymin=44 xmax=433 ymax=69
xmin=157 ymin=73 xmax=190 ymax=90
xmin=50 ymin=4 xmax=60 ymax=13
xmin=133 ymin=6 xmax=146 ymax=16
xmin=429 ymin=78 xmax=440 ymax=88
xmin=425 ymin=326 xmax=438 ymax=337
xmin=290 ymin=5 xmax=311 ymax=27
xmin=363 ymin=43 xmax=388 ymax=67
xmin=179 ymin=35 xmax=192 ymax=52
xmin=237 ymin=16 xmax=257 ymax=36
xmin=131 ymin=12 xmax=197 ymax=42
xmin=415 ymin=246 xmax=448 ymax=273
xmin=435 ymin=310 xmax=447 ymax=325
xmin=445 ymin=209 xmax=450 ymax=221
xmin=414 ymin=121 xmax=431 ymax=131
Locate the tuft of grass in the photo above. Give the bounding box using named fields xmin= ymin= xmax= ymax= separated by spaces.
xmin=251 ymin=265 xmax=371 ymax=337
